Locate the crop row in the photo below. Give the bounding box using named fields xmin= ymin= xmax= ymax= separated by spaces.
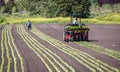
xmin=75 ymin=42 xmax=120 ymax=61
xmin=0 ymin=25 xmax=24 ymax=72
xmin=17 ymin=25 xmax=75 ymax=72
xmin=0 ymin=25 xmax=2 ymax=29
xmin=31 ymin=26 xmax=120 ymax=72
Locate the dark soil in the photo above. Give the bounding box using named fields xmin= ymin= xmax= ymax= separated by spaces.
xmin=1 ymin=24 xmax=120 ymax=72
xmin=35 ymin=24 xmax=120 ymax=70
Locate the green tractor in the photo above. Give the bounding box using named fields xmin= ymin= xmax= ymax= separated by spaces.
xmin=63 ymin=14 xmax=90 ymax=42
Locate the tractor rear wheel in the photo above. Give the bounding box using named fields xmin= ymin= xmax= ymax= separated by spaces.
xmin=85 ymin=31 xmax=89 ymax=41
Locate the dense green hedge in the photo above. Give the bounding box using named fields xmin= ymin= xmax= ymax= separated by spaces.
xmin=96 ymin=13 xmax=120 ymax=23
xmin=0 ymin=13 xmax=120 ymax=24
xmin=0 ymin=16 xmax=5 ymax=23
xmin=0 ymin=0 xmax=91 ymax=18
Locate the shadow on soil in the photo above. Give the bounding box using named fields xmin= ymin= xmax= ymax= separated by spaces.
xmin=88 ymin=40 xmax=99 ymax=42
xmin=73 ymin=40 xmax=99 ymax=42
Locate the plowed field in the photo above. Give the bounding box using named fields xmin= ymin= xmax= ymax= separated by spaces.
xmin=0 ymin=24 xmax=120 ymax=72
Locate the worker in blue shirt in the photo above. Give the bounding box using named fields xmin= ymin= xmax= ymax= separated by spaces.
xmin=26 ymin=20 xmax=32 ymax=30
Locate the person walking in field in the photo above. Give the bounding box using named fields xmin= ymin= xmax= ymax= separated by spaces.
xmin=26 ymin=20 xmax=32 ymax=30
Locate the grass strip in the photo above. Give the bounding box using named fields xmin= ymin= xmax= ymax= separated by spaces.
xmin=75 ymin=42 xmax=120 ymax=61
xmin=1 ymin=15 xmax=120 ymax=24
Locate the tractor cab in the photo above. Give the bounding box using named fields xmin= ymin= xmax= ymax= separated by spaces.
xmin=63 ymin=14 xmax=89 ymax=42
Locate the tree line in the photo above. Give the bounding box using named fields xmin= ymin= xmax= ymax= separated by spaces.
xmin=1 ymin=0 xmax=120 ymax=18
xmin=0 ymin=0 xmax=91 ymax=18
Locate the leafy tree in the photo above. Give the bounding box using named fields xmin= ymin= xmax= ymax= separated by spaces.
xmin=15 ymin=0 xmax=91 ymax=18
xmin=0 ymin=6 xmax=5 ymax=13
xmin=15 ymin=0 xmax=43 ymax=15
xmin=4 ymin=1 xmax=15 ymax=14
xmin=12 ymin=6 xmax=16 ymax=13
xmin=54 ymin=0 xmax=91 ymax=17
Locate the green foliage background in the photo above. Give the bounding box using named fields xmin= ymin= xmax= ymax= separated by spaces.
xmin=0 ymin=0 xmax=120 ymax=24
xmin=0 ymin=0 xmax=91 ymax=18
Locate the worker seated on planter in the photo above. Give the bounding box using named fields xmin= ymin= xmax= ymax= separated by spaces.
xmin=72 ymin=18 xmax=78 ymax=26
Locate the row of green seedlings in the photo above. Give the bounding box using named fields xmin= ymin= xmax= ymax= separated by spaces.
xmin=17 ymin=25 xmax=75 ymax=72
xmin=0 ymin=24 xmax=5 ymax=72
xmin=0 ymin=25 xmax=24 ymax=72
xmin=0 ymin=25 xmax=2 ymax=30
xmin=31 ymin=26 xmax=120 ymax=72
xmin=75 ymin=42 xmax=120 ymax=61
xmin=0 ymin=24 xmax=10 ymax=72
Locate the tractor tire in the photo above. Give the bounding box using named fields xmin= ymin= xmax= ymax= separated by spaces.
xmin=78 ymin=36 xmax=81 ymax=41
xmin=66 ymin=39 xmax=69 ymax=42
xmin=70 ymin=37 xmax=73 ymax=42
xmin=81 ymin=36 xmax=84 ymax=41
xmin=63 ymin=31 xmax=66 ymax=41
xmin=85 ymin=31 xmax=89 ymax=41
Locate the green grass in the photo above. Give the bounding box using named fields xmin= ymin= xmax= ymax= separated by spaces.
xmin=96 ymin=13 xmax=120 ymax=24
xmin=0 ymin=13 xmax=120 ymax=24
xmin=75 ymin=42 xmax=120 ymax=61
xmin=1 ymin=17 xmax=70 ymax=24
xmin=0 ymin=16 xmax=5 ymax=23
